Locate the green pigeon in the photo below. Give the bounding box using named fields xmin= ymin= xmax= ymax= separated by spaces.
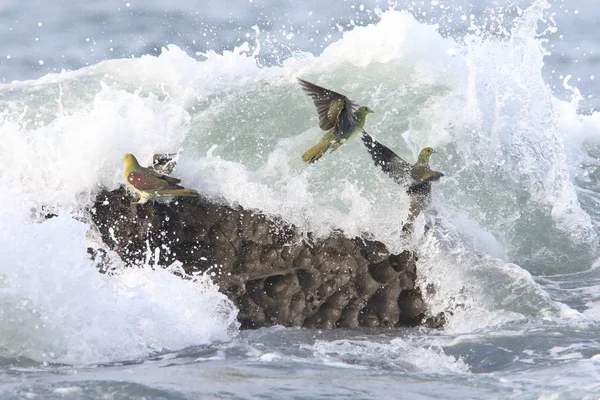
xmin=361 ymin=132 xmax=444 ymax=185
xmin=361 ymin=132 xmax=444 ymax=218
xmin=123 ymin=153 xmax=199 ymax=204
xmin=299 ymin=78 xmax=374 ymax=163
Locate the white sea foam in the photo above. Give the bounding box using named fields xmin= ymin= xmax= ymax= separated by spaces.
xmin=308 ymin=337 xmax=469 ymax=373
xmin=0 ymin=186 xmax=238 ymax=364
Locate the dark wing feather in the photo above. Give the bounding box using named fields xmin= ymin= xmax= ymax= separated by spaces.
xmin=335 ymin=101 xmax=360 ymax=139
xmin=128 ymin=170 xmax=184 ymax=191
xmin=147 ymin=168 xmax=182 ymax=185
xmin=157 ymin=173 xmax=182 ymax=185
xmin=162 ymin=175 xmax=182 ymax=185
xmin=298 ymin=78 xmax=357 ymax=132
xmin=407 ymin=181 xmax=431 ymax=196
xmin=361 ymin=131 xmax=412 ymax=185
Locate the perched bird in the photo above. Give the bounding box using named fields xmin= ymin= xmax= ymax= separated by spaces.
xmin=361 ymin=132 xmax=444 ymax=220
xmin=123 ymin=153 xmax=199 ymax=204
xmin=298 ymin=78 xmax=374 ymax=163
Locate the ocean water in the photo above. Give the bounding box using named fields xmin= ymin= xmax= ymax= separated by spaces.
xmin=1 ymin=0 xmax=600 ymax=398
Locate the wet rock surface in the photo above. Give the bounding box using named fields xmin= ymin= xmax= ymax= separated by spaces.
xmin=89 ymin=187 xmax=440 ymax=330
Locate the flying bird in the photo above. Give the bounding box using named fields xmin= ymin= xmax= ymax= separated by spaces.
xmin=298 ymin=78 xmax=374 ymax=163
xmin=361 ymin=132 xmax=444 ymax=185
xmin=361 ymin=131 xmax=444 ymax=219
xmin=123 ymin=153 xmax=199 ymax=204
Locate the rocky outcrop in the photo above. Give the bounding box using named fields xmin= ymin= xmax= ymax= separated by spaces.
xmin=89 ymin=187 xmax=442 ymax=330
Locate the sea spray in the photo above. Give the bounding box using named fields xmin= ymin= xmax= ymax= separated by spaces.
xmin=0 ymin=1 xmax=598 ymax=365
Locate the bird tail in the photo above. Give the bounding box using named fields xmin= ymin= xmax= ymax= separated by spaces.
xmin=156 ymin=188 xmax=199 ymax=197
xmin=302 ymin=135 xmax=334 ymax=164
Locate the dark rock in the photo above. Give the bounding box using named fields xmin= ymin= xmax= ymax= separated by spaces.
xmin=397 ymin=289 xmax=427 ymax=327
xmin=88 ymin=186 xmax=440 ymax=330
xmin=424 ymin=312 xmax=447 ymax=329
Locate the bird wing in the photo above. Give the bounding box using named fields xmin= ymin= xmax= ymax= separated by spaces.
xmin=334 ymin=100 xmax=360 ymax=139
xmin=419 ymin=170 xmax=445 ymax=182
xmin=127 ymin=169 xmax=184 ymax=191
xmin=411 ymin=166 xmax=445 ymax=182
xmin=298 ymin=78 xmax=358 ymax=133
xmin=361 ymin=131 xmax=412 ymax=185
xmin=148 ymin=168 xmax=182 ymax=185
xmin=407 ymin=181 xmax=431 ymax=196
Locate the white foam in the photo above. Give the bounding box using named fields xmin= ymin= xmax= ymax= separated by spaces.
xmin=0 ymin=185 xmax=238 ymax=364
xmin=583 ymin=300 xmax=600 ymax=321
xmin=308 ymin=337 xmax=469 ymax=373
xmin=416 ymin=224 xmax=571 ymax=333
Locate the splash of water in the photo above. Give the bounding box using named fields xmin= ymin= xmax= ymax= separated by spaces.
xmin=0 ymin=0 xmax=598 ymax=364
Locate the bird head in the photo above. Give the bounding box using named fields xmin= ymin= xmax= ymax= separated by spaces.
xmin=417 ymin=147 xmax=437 ymax=163
xmin=356 ymin=106 xmax=374 ymax=118
xmin=123 ymin=153 xmax=141 ymax=170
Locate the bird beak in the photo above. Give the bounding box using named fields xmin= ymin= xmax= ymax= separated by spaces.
xmin=370 ymin=110 xmax=375 ymax=114
xmin=432 ymin=149 xmax=438 ymax=153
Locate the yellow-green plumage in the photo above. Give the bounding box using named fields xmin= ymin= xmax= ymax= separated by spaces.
xmin=123 ymin=153 xmax=199 ymax=204
xmin=302 ymin=131 xmax=336 ymax=163
xmin=298 ymin=78 xmax=373 ymax=163
xmin=361 ymin=132 xmax=444 ymax=221
xmin=410 ymin=147 xmax=444 ymax=183
xmin=361 ymin=133 xmax=444 ymax=186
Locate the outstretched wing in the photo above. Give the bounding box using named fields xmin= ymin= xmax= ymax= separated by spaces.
xmin=298 ymin=78 xmax=358 ymax=136
xmin=361 ymin=131 xmax=412 ymax=185
xmin=128 ymin=168 xmax=184 ymax=191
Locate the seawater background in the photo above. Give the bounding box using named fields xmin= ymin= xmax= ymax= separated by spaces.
xmin=0 ymin=0 xmax=600 ymax=399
